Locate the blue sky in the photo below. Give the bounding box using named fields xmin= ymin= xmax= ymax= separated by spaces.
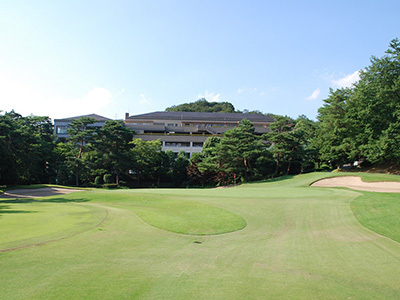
xmin=1 ymin=0 xmax=399 ymax=120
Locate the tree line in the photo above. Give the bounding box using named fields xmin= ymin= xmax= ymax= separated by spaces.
xmin=0 ymin=112 xmax=315 ymax=187
xmin=315 ymin=38 xmax=400 ymax=168
xmin=1 ymin=38 xmax=398 ymax=187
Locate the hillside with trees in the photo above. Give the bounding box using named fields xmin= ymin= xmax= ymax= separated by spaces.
xmin=166 ymin=98 xmax=236 ymax=113
xmin=165 ymin=98 xmax=269 ymax=115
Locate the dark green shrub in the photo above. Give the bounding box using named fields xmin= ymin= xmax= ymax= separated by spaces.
xmin=103 ymin=174 xmax=113 ymax=184
xmin=103 ymin=183 xmax=118 ymax=189
xmin=95 ymin=176 xmax=103 ymax=185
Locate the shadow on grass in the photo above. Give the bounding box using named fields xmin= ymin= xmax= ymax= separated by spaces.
xmin=245 ymin=175 xmax=295 ymax=185
xmin=0 ymin=197 xmax=89 ymax=217
xmin=0 ymin=204 xmax=37 ymax=216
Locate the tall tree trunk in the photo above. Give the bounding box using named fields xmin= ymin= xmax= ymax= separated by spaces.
xmin=275 ymin=153 xmax=280 ymax=176
xmin=286 ymin=146 xmax=295 ymax=175
xmin=75 ymin=141 xmax=83 ymax=187
xmin=286 ymin=157 xmax=292 ymax=175
xmin=243 ymin=158 xmax=248 ymax=182
xmin=75 ymin=163 xmax=79 ymax=186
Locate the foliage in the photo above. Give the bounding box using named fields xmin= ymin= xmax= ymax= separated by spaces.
xmin=172 ymin=151 xmax=189 ymax=186
xmin=265 ymin=116 xmax=294 ymax=175
xmin=103 ymin=174 xmax=113 ymax=184
xmin=193 ymin=120 xmax=270 ymax=185
xmin=315 ymin=88 xmax=355 ymax=168
xmin=165 ymin=98 xmax=236 ymax=113
xmin=94 ymin=175 xmax=103 ymax=185
xmin=129 ymin=139 xmax=173 ymax=186
xmin=316 ymin=38 xmax=400 ymax=167
xmin=0 ymin=111 xmax=56 ymax=185
xmin=95 ymin=120 xmax=134 ymax=184
xmin=348 ymin=38 xmax=400 ymax=163
xmin=65 ymin=117 xmax=97 ymax=186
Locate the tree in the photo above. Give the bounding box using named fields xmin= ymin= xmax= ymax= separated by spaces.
xmin=97 ymin=120 xmax=134 ymax=185
xmin=172 ymin=151 xmax=189 ymax=186
xmin=191 ymin=136 xmax=222 ymax=186
xmin=264 ymin=116 xmax=294 ymax=175
xmin=218 ymin=119 xmax=266 ymax=181
xmin=166 ymin=98 xmax=236 ymax=113
xmin=129 ymin=139 xmax=173 ymax=186
xmin=294 ymin=115 xmax=318 ymax=173
xmin=66 ymin=117 xmax=97 ymax=186
xmin=0 ymin=111 xmax=18 ymax=184
xmin=348 ymin=38 xmax=400 ymax=163
xmin=314 ymin=88 xmax=356 ymax=168
xmin=0 ymin=111 xmax=56 ymax=185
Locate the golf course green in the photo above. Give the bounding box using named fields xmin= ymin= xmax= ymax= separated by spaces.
xmin=1 ymin=172 xmax=399 ymax=299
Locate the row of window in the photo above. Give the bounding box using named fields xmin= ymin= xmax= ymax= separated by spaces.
xmin=164 ymin=142 xmax=203 ymax=147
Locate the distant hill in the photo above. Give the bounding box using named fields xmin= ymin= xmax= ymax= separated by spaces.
xmin=165 ymin=98 xmax=236 ymax=113
xmin=165 ymin=98 xmax=270 ymax=116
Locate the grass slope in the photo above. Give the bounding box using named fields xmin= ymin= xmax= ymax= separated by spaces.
xmin=351 ymin=192 xmax=400 ymax=243
xmin=1 ymin=172 xmax=400 ymax=299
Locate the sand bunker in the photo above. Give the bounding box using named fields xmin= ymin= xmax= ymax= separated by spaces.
xmin=311 ymin=176 xmax=400 ymax=193
xmin=0 ymin=187 xmax=81 ymax=199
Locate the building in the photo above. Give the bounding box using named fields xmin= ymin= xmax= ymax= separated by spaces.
xmin=54 ymin=114 xmax=112 ymax=141
xmin=124 ymin=111 xmax=274 ymax=156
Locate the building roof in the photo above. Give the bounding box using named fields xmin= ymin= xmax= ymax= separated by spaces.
xmin=126 ymin=111 xmax=274 ymax=123
xmin=54 ymin=114 xmax=112 ymax=122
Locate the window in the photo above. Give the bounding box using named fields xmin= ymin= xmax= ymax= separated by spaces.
xmin=56 ymin=126 xmax=68 ymax=134
xmin=130 ymin=122 xmax=151 ymax=125
xmin=165 ymin=142 xmax=190 ymax=147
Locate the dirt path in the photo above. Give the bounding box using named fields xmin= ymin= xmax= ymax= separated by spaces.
xmin=311 ymin=176 xmax=400 ymax=193
xmin=0 ymin=187 xmax=82 ymax=199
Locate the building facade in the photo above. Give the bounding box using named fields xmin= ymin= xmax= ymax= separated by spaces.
xmin=53 ymin=112 xmax=274 ymax=156
xmin=53 ymin=114 xmax=112 ymax=141
xmin=124 ymin=111 xmax=274 ymax=156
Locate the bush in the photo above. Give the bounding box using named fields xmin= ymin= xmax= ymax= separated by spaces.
xmin=95 ymin=176 xmax=103 ymax=185
xmin=103 ymin=174 xmax=113 ymax=184
xmin=103 ymin=183 xmax=118 ymax=189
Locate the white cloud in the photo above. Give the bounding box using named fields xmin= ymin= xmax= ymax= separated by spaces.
xmin=306 ymin=88 xmax=321 ymax=100
xmin=331 ymin=70 xmax=360 ymax=88
xmin=81 ymin=87 xmax=112 ymax=108
xmin=237 ymin=87 xmax=245 ymax=94
xmin=51 ymin=87 xmax=113 ymax=118
xmin=139 ymin=94 xmax=150 ymax=104
xmin=0 ymin=70 xmax=114 ymax=119
xmin=114 ymin=88 xmax=125 ymax=98
xmin=237 ymin=86 xmax=263 ymax=95
xmin=198 ymin=90 xmax=221 ymax=102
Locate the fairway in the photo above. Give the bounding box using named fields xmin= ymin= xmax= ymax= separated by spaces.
xmin=1 ymin=173 xmax=400 ymax=299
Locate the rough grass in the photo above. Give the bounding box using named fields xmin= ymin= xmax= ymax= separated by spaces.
xmin=0 ymin=172 xmax=400 ymax=299
xmin=351 ymin=192 xmax=400 ymax=243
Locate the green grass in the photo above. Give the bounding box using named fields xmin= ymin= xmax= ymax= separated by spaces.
xmin=0 ymin=201 xmax=105 ymax=251
xmin=351 ymin=192 xmax=400 ymax=243
xmin=1 ymin=172 xmax=400 ymax=299
xmin=337 ymin=171 xmax=400 ymax=182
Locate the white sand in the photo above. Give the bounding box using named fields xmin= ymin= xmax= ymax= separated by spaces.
xmin=0 ymin=187 xmax=81 ymax=199
xmin=311 ymin=176 xmax=400 ymax=193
